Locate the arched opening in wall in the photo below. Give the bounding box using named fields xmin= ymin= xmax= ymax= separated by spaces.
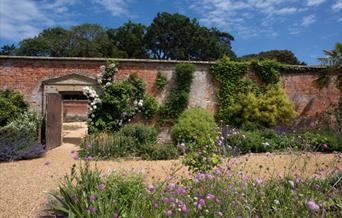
xmin=60 ymin=91 xmax=88 ymax=145
xmin=42 ymin=73 xmax=97 ymax=150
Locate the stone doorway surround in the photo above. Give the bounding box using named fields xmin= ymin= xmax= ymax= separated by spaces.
xmin=42 ymin=73 xmax=98 ymax=149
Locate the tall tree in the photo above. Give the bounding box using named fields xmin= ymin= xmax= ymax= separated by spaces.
xmin=17 ymin=27 xmax=71 ymax=56
xmin=145 ymin=12 xmax=235 ymax=60
xmin=0 ymin=44 xmax=17 ymax=55
xmin=240 ymin=50 xmax=304 ymax=65
xmin=107 ymin=21 xmax=147 ymax=58
xmin=69 ymin=24 xmax=124 ymax=57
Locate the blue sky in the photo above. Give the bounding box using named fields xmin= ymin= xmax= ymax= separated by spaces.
xmin=0 ymin=0 xmax=341 ymax=64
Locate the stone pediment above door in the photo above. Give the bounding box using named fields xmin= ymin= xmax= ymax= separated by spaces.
xmin=42 ymin=73 xmax=97 ymax=86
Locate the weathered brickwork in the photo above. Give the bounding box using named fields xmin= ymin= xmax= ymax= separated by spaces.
xmin=0 ymin=56 xmax=340 ymax=122
xmin=63 ymin=100 xmax=88 ymax=121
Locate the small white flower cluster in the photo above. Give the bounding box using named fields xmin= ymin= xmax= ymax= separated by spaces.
xmin=133 ymin=99 xmax=144 ymax=112
xmin=262 ymin=142 xmax=270 ymax=147
xmin=83 ymin=86 xmax=101 ymax=123
xmin=97 ymin=63 xmax=118 ymax=86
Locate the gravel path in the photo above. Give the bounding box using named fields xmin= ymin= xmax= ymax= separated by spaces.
xmin=0 ymin=123 xmax=341 ymax=217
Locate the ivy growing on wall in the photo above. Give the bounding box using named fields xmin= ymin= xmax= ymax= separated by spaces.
xmin=160 ymin=63 xmax=195 ymax=122
xmin=211 ymin=57 xmax=296 ymax=128
xmin=154 ymin=72 xmax=168 ymax=90
xmin=83 ymin=61 xmax=159 ymax=133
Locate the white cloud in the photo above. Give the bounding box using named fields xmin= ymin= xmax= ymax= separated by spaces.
xmin=273 ymin=7 xmax=299 ymax=15
xmin=301 ymin=14 xmax=316 ymax=26
xmin=94 ymin=0 xmax=130 ymax=16
xmin=0 ymin=0 xmax=78 ymax=41
xmin=332 ymin=0 xmax=342 ymax=11
xmin=307 ymin=0 xmax=326 ymax=7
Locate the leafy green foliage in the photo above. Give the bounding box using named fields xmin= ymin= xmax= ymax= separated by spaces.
xmin=154 ymin=72 xmax=168 ymax=90
xmin=160 ymin=63 xmax=195 ymax=121
xmin=239 ymin=50 xmax=305 ymax=65
xmin=251 ymin=60 xmax=283 ymax=84
xmin=228 ymin=86 xmax=297 ymax=128
xmin=0 ymin=90 xmax=29 ymax=127
xmin=211 ymin=57 xmax=296 ymax=127
xmin=171 ymin=108 xmax=218 ymax=145
xmin=142 ymin=95 xmax=159 ymax=119
xmin=141 ymin=143 xmax=180 ymax=160
xmin=0 ymin=44 xmax=17 ymax=55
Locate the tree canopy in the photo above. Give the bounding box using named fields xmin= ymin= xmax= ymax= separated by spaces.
xmin=239 ymin=50 xmax=305 ymax=65
xmin=0 ymin=12 xmax=236 ymax=61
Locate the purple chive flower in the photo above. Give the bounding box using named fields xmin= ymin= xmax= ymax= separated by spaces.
xmin=314 ymin=184 xmax=320 ymax=190
xmin=147 ymin=184 xmax=155 ymax=193
xmin=206 ymin=193 xmax=215 ymax=200
xmin=85 ymin=156 xmax=93 ymax=161
xmin=162 ymin=197 xmax=169 ymax=203
xmin=307 ymin=200 xmax=320 ymax=211
xmin=73 ymin=155 xmax=79 ymax=160
xmin=44 ymin=160 xmax=50 ymax=166
xmin=98 ymin=184 xmax=105 ymax=191
xmin=70 ymin=149 xmax=75 ymax=154
xmin=89 ymin=194 xmax=96 ymax=202
xmin=113 ymin=211 xmax=118 ymax=218
xmin=89 ymin=207 xmax=96 ymax=213
xmin=87 ymin=144 xmax=93 ymax=149
xmin=256 ymin=178 xmax=263 ymax=186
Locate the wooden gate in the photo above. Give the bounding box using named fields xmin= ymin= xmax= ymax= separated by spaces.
xmin=46 ymin=93 xmax=63 ymax=149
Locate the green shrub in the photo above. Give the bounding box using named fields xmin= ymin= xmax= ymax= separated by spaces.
xmin=228 ymin=85 xmax=297 ymax=127
xmin=142 ymin=143 xmax=180 ymax=160
xmin=154 ymin=72 xmax=168 ymax=90
xmin=142 ymin=95 xmax=159 ymax=119
xmin=0 ymin=90 xmax=28 ymax=126
xmin=171 ymin=108 xmax=218 ymax=145
xmin=160 ymin=63 xmax=195 ymax=121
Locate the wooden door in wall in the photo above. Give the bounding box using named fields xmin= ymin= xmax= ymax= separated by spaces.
xmin=46 ymin=93 xmax=63 ymax=149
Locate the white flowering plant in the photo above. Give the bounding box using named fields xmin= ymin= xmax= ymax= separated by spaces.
xmin=83 ymin=62 xmax=159 ymax=133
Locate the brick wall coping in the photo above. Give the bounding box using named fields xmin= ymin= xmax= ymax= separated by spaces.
xmin=0 ymin=55 xmax=329 ymax=69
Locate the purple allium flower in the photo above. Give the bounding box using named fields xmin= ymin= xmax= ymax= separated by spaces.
xmin=147 ymin=184 xmax=155 ymax=193
xmin=44 ymin=160 xmax=50 ymax=166
xmin=206 ymin=174 xmax=214 ymax=180
xmin=89 ymin=194 xmax=96 ymax=202
xmin=162 ymin=197 xmax=169 ymax=203
xmin=113 ymin=211 xmax=118 ymax=218
xmin=256 ymin=178 xmax=263 ymax=186
xmin=206 ymin=193 xmax=215 ymax=200
xmin=322 ymin=144 xmax=328 ymax=149
xmin=87 ymin=144 xmax=93 ymax=149
xmin=88 ymin=207 xmax=96 ymax=213
xmin=85 ymin=156 xmax=93 ymax=161
xmin=254 ymin=215 xmax=260 ymax=218
xmin=70 ymin=149 xmax=75 ymax=154
xmin=153 ymin=202 xmax=159 ymax=209
xmin=314 ymin=184 xmax=320 ymax=190
xmin=98 ymin=183 xmax=105 ymax=191
xmin=307 ymin=200 xmax=320 ymax=211
xmin=73 ymin=155 xmax=79 ymax=160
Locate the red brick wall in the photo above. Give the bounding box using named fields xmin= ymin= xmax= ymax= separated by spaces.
xmin=0 ymin=56 xmax=340 ymax=122
xmin=63 ymin=100 xmax=88 ymax=121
